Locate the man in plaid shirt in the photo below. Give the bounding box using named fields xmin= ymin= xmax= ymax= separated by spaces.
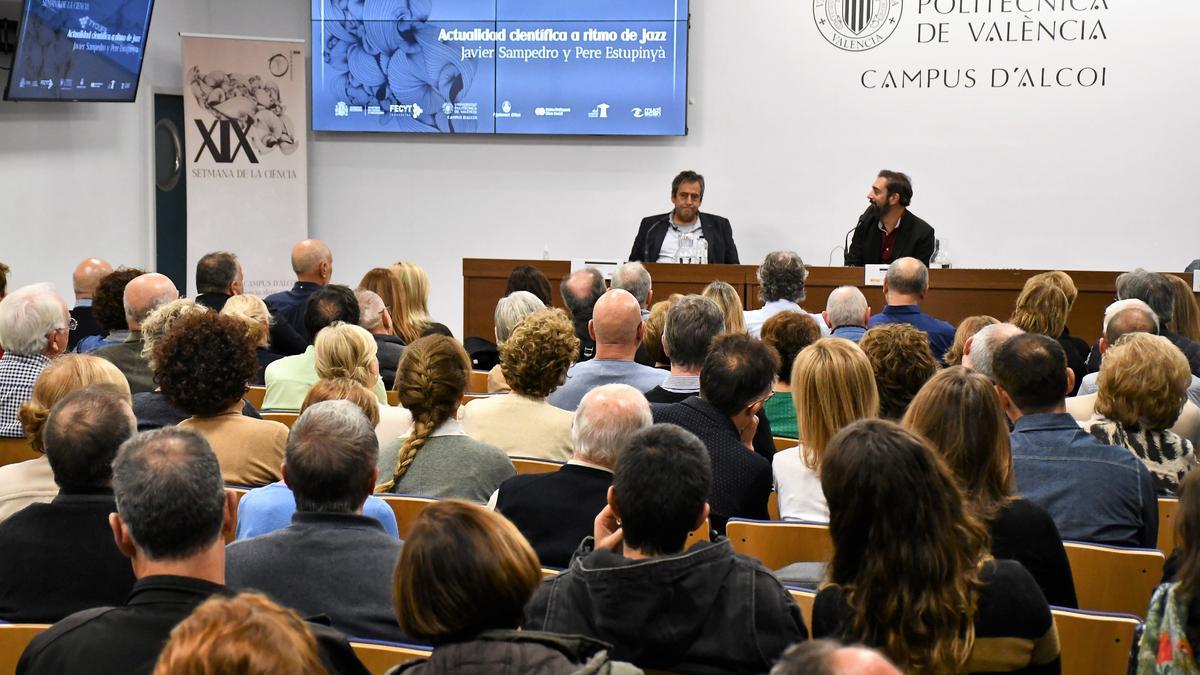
xmin=0 ymin=283 xmax=71 ymax=437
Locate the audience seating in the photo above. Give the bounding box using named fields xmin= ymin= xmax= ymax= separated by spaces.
xmin=772 ymin=436 xmax=795 ymax=452
xmin=685 ymin=519 xmax=711 ymax=547
xmin=260 ymin=412 xmax=299 ymax=428
xmin=244 ymin=386 xmax=266 ymax=410
xmin=767 ymin=491 xmax=779 ymax=521
xmin=0 ymin=623 xmax=51 ymax=674
xmin=510 ymin=456 xmax=564 ymax=475
xmin=726 ymin=519 xmax=833 ymax=570
xmin=1159 ymin=498 xmax=1179 ymax=555
xmin=461 ymin=393 xmax=492 ymax=405
xmin=1063 ymin=541 xmax=1164 ymax=618
xmin=787 ymin=588 xmax=816 ymax=634
xmin=378 ymin=495 xmax=438 ymax=540
xmin=468 ymin=370 xmax=489 ymax=392
xmin=349 ymin=639 xmax=432 ymax=674
xmin=0 ymin=437 xmax=37 ymax=469
xmin=386 ymin=390 xmax=399 ymax=407
xmin=1050 ymin=607 xmax=1141 ymax=675
xmin=223 ymin=487 xmax=250 ymax=543
xmin=541 ymin=567 xmax=562 ymax=578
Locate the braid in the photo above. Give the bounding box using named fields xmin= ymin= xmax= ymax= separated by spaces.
xmin=375 ymin=335 xmax=469 ymax=493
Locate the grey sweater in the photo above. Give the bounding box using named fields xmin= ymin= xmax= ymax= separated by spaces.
xmin=378 ymin=433 xmax=515 ymax=503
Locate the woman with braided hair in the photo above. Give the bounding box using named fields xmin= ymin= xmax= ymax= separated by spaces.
xmin=376 ymin=335 xmax=513 ymax=501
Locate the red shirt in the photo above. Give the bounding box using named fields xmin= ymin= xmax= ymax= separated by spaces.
xmin=880 ymin=216 xmax=902 ymax=263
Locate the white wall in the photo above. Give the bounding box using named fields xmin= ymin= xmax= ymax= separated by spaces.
xmin=3 ymin=0 xmax=1195 ymax=337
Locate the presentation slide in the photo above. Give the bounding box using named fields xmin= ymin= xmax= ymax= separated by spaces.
xmin=6 ymin=0 xmax=155 ymax=102
xmin=311 ymin=0 xmax=688 ymax=135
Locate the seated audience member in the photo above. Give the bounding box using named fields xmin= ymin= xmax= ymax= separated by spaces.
xmin=812 ymin=419 xmax=1060 ymax=673
xmin=0 ymin=355 xmax=129 ymax=522
xmin=771 ymin=641 xmax=900 ymax=675
xmin=859 ymin=323 xmax=938 ymax=420
xmin=227 ymin=401 xmax=404 ymax=642
xmin=357 ymin=267 xmax=407 ymax=341
xmin=75 ymin=267 xmax=141 ymax=354
xmin=1138 ymin=469 xmax=1200 ymax=668
xmin=394 ymin=500 xmax=637 ymax=673
xmin=0 ymin=386 xmax=137 ymax=622
xmin=944 ymin=315 xmax=999 ymax=367
xmin=485 ymin=290 xmax=546 ymax=393
xmin=355 ymin=288 xmax=405 ymax=390
xmin=504 ymin=263 xmax=553 ymax=306
xmin=153 ymin=593 xmax=328 ymax=675
xmin=995 ymin=333 xmax=1158 ymax=547
xmin=390 ymin=261 xmax=452 ymax=338
xmin=265 ymin=239 xmax=333 ymax=341
xmin=1169 ymin=273 xmax=1200 ymax=342
xmin=759 ymin=311 xmax=822 ymax=438
xmin=221 ymin=294 xmax=282 ymax=385
xmin=652 ymin=333 xmax=777 ymax=532
xmin=774 ymin=339 xmax=878 ymax=522
xmin=461 ymin=309 xmax=577 ymax=461
xmin=644 ymin=295 xmax=726 ymax=404
xmin=157 ymin=312 xmax=288 ymax=486
xmin=1010 ymin=280 xmax=1084 ymax=395
xmin=377 ymin=335 xmax=514 ymax=500
xmin=525 ymin=424 xmax=807 ymax=672
xmin=1023 ymin=271 xmax=1091 ymax=390
xmin=548 ymin=289 xmax=666 ymax=411
xmin=263 ymin=284 xmax=387 ymax=410
xmin=1101 ymin=268 xmax=1200 ymax=377
xmin=235 ymin=380 xmax=399 ymax=540
xmin=67 ymin=258 xmax=112 ymax=350
xmin=822 ymin=286 xmax=871 ymax=343
xmin=0 ymin=283 xmax=71 ymax=436
xmin=744 ymin=250 xmax=829 ymax=338
xmin=16 ymin=427 xmax=366 ymax=675
xmin=314 ymin=321 xmax=409 ymax=438
xmin=95 ymin=272 xmax=179 ymax=393
xmin=703 ymin=280 xmax=746 ymax=335
xmin=640 ymin=297 xmax=676 ymax=368
xmin=904 ymin=367 xmax=1077 ymax=608
xmin=1081 ymin=333 xmax=1196 ymax=495
xmin=559 ymin=267 xmax=607 ymax=362
xmin=612 ymin=262 xmax=653 ymax=316
xmin=1077 ymin=301 xmax=1200 ymax=407
xmin=192 ymin=251 xmax=243 ymax=312
xmin=961 ymin=322 xmax=1024 ymax=380
xmin=494 ymin=384 xmax=652 ymax=568
xmin=867 ymin=257 xmax=955 ymax=362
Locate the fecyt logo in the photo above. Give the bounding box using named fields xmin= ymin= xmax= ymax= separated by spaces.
xmin=193 ymin=120 xmax=258 ymax=164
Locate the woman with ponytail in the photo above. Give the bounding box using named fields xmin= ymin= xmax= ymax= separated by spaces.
xmin=314 ymin=322 xmax=412 ymax=448
xmin=376 ymin=335 xmax=513 ymax=501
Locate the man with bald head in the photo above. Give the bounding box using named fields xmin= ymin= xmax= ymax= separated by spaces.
xmin=94 ymin=273 xmax=179 ymax=394
xmin=867 ymin=257 xmax=955 ymax=362
xmin=548 ymin=289 xmax=665 ymax=411
xmin=560 ymin=267 xmax=606 ymax=362
xmin=68 ymin=258 xmax=112 ymax=350
xmin=772 ymin=640 xmax=901 ymax=675
xmin=264 ymin=239 xmax=333 ymax=341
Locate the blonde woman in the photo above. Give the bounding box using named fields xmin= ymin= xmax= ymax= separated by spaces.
xmin=390 ymin=261 xmax=451 ymax=342
xmin=703 ymin=280 xmax=746 ymax=335
xmin=358 ymin=267 xmax=407 ymax=341
xmin=376 ymin=335 xmax=513 ymax=501
xmin=314 ymin=322 xmax=411 ymax=447
xmin=1011 ymin=273 xmax=1088 ymax=394
xmin=772 ymin=338 xmax=878 ymax=522
xmin=0 ymin=355 xmax=129 ymax=522
xmin=221 ymin=294 xmax=281 ymax=384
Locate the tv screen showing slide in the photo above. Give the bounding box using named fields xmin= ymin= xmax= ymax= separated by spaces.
xmin=5 ymin=0 xmax=155 ymax=102
xmin=311 ymin=0 xmax=689 ymax=135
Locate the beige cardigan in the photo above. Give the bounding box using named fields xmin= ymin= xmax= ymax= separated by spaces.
xmin=459 ymin=394 xmax=574 ymax=461
xmin=180 ymin=412 xmax=288 ymax=486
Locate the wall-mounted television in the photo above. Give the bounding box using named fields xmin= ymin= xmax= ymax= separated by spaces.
xmin=4 ymin=0 xmax=154 ymax=102
xmin=311 ymin=0 xmax=689 ymax=136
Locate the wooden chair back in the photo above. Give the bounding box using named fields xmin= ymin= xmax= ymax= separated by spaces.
xmin=378 ymin=495 xmax=439 ymax=540
xmin=1063 ymin=541 xmax=1164 ymax=618
xmin=0 ymin=437 xmax=37 ymax=468
xmin=768 ymin=491 xmax=780 ymax=521
xmin=1051 ymin=607 xmax=1141 ymax=675
xmin=684 ymin=519 xmax=711 ymax=547
xmin=726 ymin=519 xmax=833 ymax=570
xmin=510 ymin=457 xmax=564 ymax=475
xmin=787 ymin=588 xmax=816 ymax=633
xmin=386 ymin=390 xmax=399 ymax=407
xmin=0 ymin=623 xmax=51 ymax=675
xmin=350 ymin=641 xmax=432 ymax=675
xmin=468 ymin=370 xmax=490 ymax=393
xmin=772 ymin=436 xmax=795 ymax=451
xmin=1158 ymin=497 xmax=1179 ymax=555
xmin=261 ymin=412 xmax=299 ymax=428
xmin=244 ymin=386 xmax=266 ymax=410
xmin=223 ymin=487 xmax=250 ymax=543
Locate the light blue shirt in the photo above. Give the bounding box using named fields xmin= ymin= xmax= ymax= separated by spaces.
xmin=547 ymin=359 xmax=667 ymax=411
xmin=234 ymin=481 xmax=400 ymax=540
xmin=743 ymin=300 xmax=830 ymax=339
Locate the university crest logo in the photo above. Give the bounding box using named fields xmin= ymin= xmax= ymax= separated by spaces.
xmin=814 ymin=0 xmax=903 ymax=52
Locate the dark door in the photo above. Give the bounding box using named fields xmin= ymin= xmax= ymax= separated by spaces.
xmin=154 ymin=93 xmax=187 ymax=292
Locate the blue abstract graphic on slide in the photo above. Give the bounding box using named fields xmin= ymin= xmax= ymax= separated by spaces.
xmin=7 ymin=0 xmax=155 ymax=102
xmin=311 ymin=0 xmax=688 ymax=135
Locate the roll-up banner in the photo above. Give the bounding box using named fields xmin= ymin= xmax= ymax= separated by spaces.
xmin=181 ymin=34 xmax=307 ymax=298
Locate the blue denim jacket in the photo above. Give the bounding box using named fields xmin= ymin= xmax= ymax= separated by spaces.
xmin=1010 ymin=413 xmax=1157 ymax=548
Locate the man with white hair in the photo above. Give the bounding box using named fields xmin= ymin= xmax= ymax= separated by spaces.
xmin=493 ymin=384 xmax=652 ymax=568
xmin=744 ymin=251 xmax=829 ymax=338
xmin=822 ymin=286 xmax=870 ymax=343
xmin=355 ymin=289 xmax=405 ymax=390
xmin=548 ymin=289 xmax=665 ymax=411
xmin=611 ymin=262 xmax=653 ymax=319
xmin=68 ymin=258 xmax=112 ymax=350
xmin=94 ymin=273 xmax=179 ymax=394
xmin=0 ymin=284 xmax=71 ymax=437
xmin=962 ymin=322 xmax=1025 ymax=381
xmin=265 ymin=239 xmax=333 ymax=342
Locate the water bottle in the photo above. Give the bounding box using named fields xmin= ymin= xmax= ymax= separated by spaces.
xmin=696 ymin=238 xmax=708 ymax=265
xmin=677 ymin=236 xmax=695 ymax=264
